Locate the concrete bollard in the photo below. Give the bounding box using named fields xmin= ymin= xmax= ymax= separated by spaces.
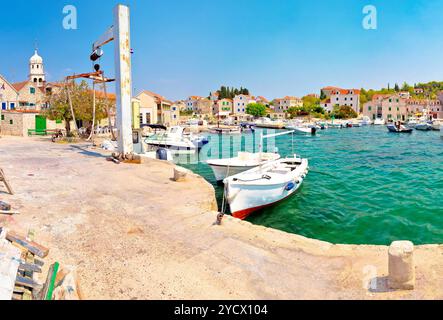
xmin=388 ymin=241 xmax=415 ymax=290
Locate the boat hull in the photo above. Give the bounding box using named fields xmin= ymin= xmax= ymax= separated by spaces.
xmin=387 ymin=124 xmax=413 ymax=133
xmin=415 ymin=123 xmax=432 ymax=131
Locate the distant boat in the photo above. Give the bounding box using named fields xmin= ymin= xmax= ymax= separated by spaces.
xmin=374 ymin=118 xmax=385 ymax=125
xmin=207 ymin=152 xmax=281 ymax=183
xmin=387 ymin=123 xmax=413 ymax=133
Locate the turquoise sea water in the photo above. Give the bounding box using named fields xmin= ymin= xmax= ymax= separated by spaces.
xmin=177 ymin=126 xmax=443 ymax=245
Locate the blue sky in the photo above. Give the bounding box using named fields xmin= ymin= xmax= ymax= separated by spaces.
xmin=1 ymin=0 xmax=443 ymax=100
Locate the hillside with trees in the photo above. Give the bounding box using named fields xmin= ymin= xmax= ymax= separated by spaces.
xmin=210 ymin=86 xmax=250 ymax=100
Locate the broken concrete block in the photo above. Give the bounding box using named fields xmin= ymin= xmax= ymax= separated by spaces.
xmin=173 ymin=167 xmax=190 ymax=182
xmin=388 ymin=241 xmax=415 ymax=290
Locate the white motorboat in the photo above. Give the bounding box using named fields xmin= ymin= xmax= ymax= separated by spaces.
xmin=255 ymin=117 xmax=285 ymax=129
xmin=415 ymin=122 xmax=433 ymax=131
xmin=208 ymin=126 xmax=242 ymax=135
xmin=406 ymin=116 xmax=418 ymax=128
xmin=373 ymin=118 xmax=385 ymax=125
xmin=286 ymin=126 xmax=317 ymax=135
xmin=386 ymin=122 xmax=413 ymax=133
xmin=361 ymin=116 xmax=372 ymax=126
xmin=207 ymin=152 xmax=281 ymax=183
xmin=431 ymin=120 xmax=442 ymax=131
xmin=144 ymin=126 xmax=199 ymax=154
xmin=223 ymin=130 xmax=308 ymax=220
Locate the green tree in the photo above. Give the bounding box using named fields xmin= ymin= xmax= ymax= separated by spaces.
xmin=246 ymin=103 xmax=267 ymax=118
xmin=330 ymin=105 xmax=358 ymax=119
xmin=44 ymin=80 xmax=109 ymax=136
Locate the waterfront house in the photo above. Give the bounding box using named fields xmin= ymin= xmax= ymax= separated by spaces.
xmin=135 ymin=90 xmax=176 ymax=126
xmin=274 ymin=96 xmax=303 ymax=113
xmin=186 ymin=96 xmax=202 ymax=112
xmin=233 ymin=94 xmax=256 ymax=115
xmin=213 ymin=98 xmax=233 ymax=117
xmin=321 ymin=86 xmax=361 ymax=114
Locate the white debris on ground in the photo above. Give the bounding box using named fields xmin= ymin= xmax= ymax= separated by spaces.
xmin=0 ymin=229 xmax=21 ymax=301
xmin=101 ymin=140 xmax=118 ymax=151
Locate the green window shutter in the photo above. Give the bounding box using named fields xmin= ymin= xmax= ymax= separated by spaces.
xmin=1 ymin=115 xmax=4 ymax=120
xmin=9 ymin=119 xmax=13 ymax=124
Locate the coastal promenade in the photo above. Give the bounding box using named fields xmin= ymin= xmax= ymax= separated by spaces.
xmin=0 ymin=136 xmax=441 ymax=299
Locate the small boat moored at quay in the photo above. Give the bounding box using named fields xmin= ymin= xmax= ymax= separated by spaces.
xmin=223 ymin=130 xmax=309 ymax=220
xmin=207 ymin=151 xmax=281 ymax=183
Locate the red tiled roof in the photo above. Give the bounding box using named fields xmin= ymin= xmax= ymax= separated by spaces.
xmin=12 ymin=81 xmax=29 ymax=91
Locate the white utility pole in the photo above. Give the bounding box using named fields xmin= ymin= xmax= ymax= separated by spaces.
xmin=113 ymin=4 xmax=133 ymax=154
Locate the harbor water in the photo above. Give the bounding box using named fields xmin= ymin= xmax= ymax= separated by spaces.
xmin=177 ymin=126 xmax=443 ymax=245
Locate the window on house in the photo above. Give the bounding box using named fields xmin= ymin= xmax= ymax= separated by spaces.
xmin=30 ymin=87 xmax=36 ymax=94
xmin=1 ymin=115 xmax=4 ymax=120
xmin=368 ymin=106 xmax=372 ymax=111
xmin=9 ymin=119 xmax=13 ymax=125
xmin=10 ymin=103 xmax=15 ymax=110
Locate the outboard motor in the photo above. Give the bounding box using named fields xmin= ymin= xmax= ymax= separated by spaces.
xmin=156 ymin=148 xmax=169 ymax=161
xmin=311 ymin=127 xmax=317 ymax=135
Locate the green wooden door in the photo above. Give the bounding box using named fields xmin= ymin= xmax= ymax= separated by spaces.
xmin=35 ymin=115 xmax=47 ymax=134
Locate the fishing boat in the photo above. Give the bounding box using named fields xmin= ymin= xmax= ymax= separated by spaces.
xmin=207 ymin=152 xmax=281 ymax=183
xmin=373 ymin=118 xmax=386 ymax=125
xmin=387 ymin=122 xmax=413 ymax=133
xmin=223 ymin=131 xmax=309 ymax=220
xmin=144 ymin=126 xmax=199 ymax=154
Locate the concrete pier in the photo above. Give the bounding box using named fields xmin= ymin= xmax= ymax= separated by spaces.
xmin=0 ymin=136 xmax=442 ymax=300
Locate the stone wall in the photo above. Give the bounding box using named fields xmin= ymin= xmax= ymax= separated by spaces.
xmin=0 ymin=111 xmax=36 ymax=136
